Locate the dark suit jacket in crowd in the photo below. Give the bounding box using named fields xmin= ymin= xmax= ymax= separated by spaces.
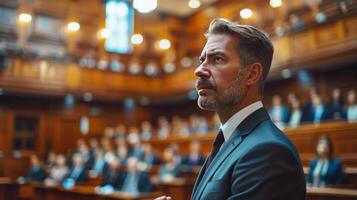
xmin=117 ymin=171 xmax=152 ymax=193
xmin=307 ymin=158 xmax=344 ymax=186
xmin=25 ymin=166 xmax=46 ymax=182
xmin=191 ymin=108 xmax=306 ymax=200
xmin=64 ymin=166 xmax=88 ymax=183
xmin=182 ymin=154 xmax=205 ymax=167
xmin=101 ymin=168 xmax=123 ymax=189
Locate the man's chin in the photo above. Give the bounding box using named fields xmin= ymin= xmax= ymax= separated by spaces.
xmin=197 ymin=98 xmax=217 ymax=111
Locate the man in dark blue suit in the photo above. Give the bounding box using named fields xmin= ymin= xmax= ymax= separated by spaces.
xmin=157 ymin=19 xmax=305 ymax=200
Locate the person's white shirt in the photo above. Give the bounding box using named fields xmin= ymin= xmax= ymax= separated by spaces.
xmin=220 ymin=101 xmax=263 ymax=141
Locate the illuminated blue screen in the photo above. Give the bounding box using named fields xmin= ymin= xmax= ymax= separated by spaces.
xmin=105 ymin=0 xmax=134 ymax=54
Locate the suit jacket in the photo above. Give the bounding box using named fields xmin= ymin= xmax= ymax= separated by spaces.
xmin=101 ymin=168 xmax=123 ymax=189
xmin=191 ymin=108 xmax=306 ymax=200
xmin=25 ymin=166 xmax=46 ymax=182
xmin=307 ymin=158 xmax=344 ymax=186
xmin=64 ymin=166 xmax=88 ymax=183
xmin=117 ymin=171 xmax=152 ymax=193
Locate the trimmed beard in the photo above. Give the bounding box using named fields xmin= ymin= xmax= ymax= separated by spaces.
xmin=198 ymin=69 xmax=247 ymax=111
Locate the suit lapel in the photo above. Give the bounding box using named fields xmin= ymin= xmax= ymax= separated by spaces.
xmin=192 ymin=108 xmax=270 ymax=200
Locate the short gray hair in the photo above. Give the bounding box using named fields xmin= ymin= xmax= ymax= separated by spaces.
xmin=205 ymin=19 xmax=274 ymax=94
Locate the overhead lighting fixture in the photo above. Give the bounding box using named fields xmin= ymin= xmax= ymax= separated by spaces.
xmin=158 ymin=39 xmax=171 ymax=50
xmin=133 ymin=0 xmax=157 ymax=13
xmin=188 ymin=0 xmax=201 ymax=9
xmin=270 ymin=0 xmax=282 ymax=8
xmin=240 ymin=8 xmax=253 ymax=19
xmin=98 ymin=28 xmax=110 ymax=39
xmin=18 ymin=13 xmax=32 ymax=23
xmin=67 ymin=22 xmax=80 ymax=32
xmin=131 ymin=34 xmax=143 ymax=45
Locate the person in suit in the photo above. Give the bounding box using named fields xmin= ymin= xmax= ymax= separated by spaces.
xmin=24 ymin=154 xmax=46 ymax=183
xmin=100 ymin=158 xmax=123 ymax=189
xmin=269 ymin=95 xmax=289 ymax=129
xmin=327 ymin=88 xmax=344 ymax=120
xmin=287 ymin=98 xmax=303 ymax=127
xmin=63 ymin=153 xmax=88 ymax=184
xmin=140 ymin=143 xmax=160 ymax=168
xmin=157 ymin=19 xmax=305 ymax=200
xmin=307 ymin=135 xmax=344 ymax=187
xmin=345 ymin=90 xmax=357 ymax=122
xmin=117 ymin=157 xmax=152 ymax=194
xmin=158 ymin=147 xmax=181 ymax=182
xmin=303 ymin=95 xmax=329 ymax=123
xmin=182 ymin=141 xmax=205 ymax=168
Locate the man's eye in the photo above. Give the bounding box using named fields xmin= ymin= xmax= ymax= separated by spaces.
xmin=213 ymin=57 xmax=223 ymax=63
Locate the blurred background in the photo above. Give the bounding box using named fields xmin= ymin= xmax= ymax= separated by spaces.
xmin=0 ymin=0 xmax=357 ymax=199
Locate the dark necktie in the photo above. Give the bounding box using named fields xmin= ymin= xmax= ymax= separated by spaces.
xmin=206 ymin=130 xmax=225 ymax=168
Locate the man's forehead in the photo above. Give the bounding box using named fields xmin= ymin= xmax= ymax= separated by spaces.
xmin=201 ymin=34 xmax=235 ymax=55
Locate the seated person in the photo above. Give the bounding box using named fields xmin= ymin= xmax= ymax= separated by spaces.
xmin=287 ymin=98 xmax=303 ymax=127
xmin=63 ymin=153 xmax=88 ymax=184
xmin=140 ymin=121 xmax=153 ymax=141
xmin=158 ymin=147 xmax=181 ymax=182
xmin=140 ymin=143 xmax=160 ymax=168
xmin=22 ymin=154 xmax=46 ymax=183
xmin=100 ymin=158 xmax=123 ymax=191
xmin=118 ymin=157 xmax=152 ymax=194
xmin=345 ymin=90 xmax=357 ymax=122
xmin=303 ymin=95 xmax=329 ymax=123
xmin=327 ymin=88 xmax=344 ymax=120
xmin=45 ymin=154 xmax=68 ymax=185
xmin=45 ymin=151 xmax=57 ymax=171
xmin=89 ymin=150 xmax=107 ymax=177
xmin=269 ymin=95 xmax=289 ymax=129
xmin=307 ymin=136 xmax=344 ymax=187
xmin=182 ymin=141 xmax=205 ymax=168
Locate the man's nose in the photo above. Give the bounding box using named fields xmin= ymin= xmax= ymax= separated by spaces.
xmin=194 ymin=64 xmax=210 ymax=79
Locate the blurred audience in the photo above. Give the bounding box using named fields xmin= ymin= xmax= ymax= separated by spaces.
xmin=287 ymin=98 xmax=303 ymax=128
xmin=140 ymin=121 xmax=153 ymax=141
xmin=63 ymin=153 xmax=88 ymax=184
xmin=345 ymin=90 xmax=357 ymax=122
xmin=119 ymin=157 xmax=152 ymax=193
xmin=269 ymin=95 xmax=289 ymax=129
xmin=307 ymin=135 xmax=344 ymax=187
xmin=182 ymin=141 xmax=205 ymax=168
xmin=45 ymin=154 xmax=68 ymax=185
xmin=89 ymin=150 xmax=107 ymax=177
xmin=23 ymin=154 xmax=46 ymax=183
xmin=158 ymin=147 xmax=181 ymax=182
xmin=140 ymin=143 xmax=160 ymax=168
xmin=327 ymin=88 xmax=344 ymax=120
xmin=157 ymin=116 xmax=171 ymax=139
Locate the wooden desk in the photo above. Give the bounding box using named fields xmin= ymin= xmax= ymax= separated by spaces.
xmin=33 ymin=185 xmax=163 ymax=200
xmin=153 ymin=177 xmax=195 ymax=200
xmin=307 ymin=187 xmax=357 ymax=200
xmin=0 ymin=177 xmax=19 ymax=200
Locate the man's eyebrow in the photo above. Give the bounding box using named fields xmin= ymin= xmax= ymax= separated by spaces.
xmin=206 ymin=51 xmax=226 ymax=57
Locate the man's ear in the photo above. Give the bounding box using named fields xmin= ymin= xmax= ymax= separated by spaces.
xmin=246 ymin=63 xmax=263 ymax=86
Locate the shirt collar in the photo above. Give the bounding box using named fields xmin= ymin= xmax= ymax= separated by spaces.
xmin=220 ymin=101 xmax=263 ymax=141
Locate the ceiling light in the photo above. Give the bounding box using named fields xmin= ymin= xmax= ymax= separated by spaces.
xmin=270 ymin=0 xmax=282 ymax=8
xmin=240 ymin=8 xmax=253 ymax=19
xmin=164 ymin=63 xmax=176 ymax=73
xmin=67 ymin=22 xmax=80 ymax=32
xmin=188 ymin=0 xmax=201 ymax=9
xmin=18 ymin=13 xmax=32 ymax=23
xmin=158 ymin=39 xmax=171 ymax=50
xmin=98 ymin=28 xmax=110 ymax=39
xmin=131 ymin=34 xmax=143 ymax=45
xmin=133 ymin=0 xmax=157 ymax=13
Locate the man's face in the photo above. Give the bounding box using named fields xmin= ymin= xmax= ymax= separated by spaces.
xmin=195 ymin=34 xmax=247 ymax=111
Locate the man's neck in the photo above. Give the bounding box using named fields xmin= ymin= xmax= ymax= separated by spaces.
xmin=218 ymin=97 xmax=261 ymax=124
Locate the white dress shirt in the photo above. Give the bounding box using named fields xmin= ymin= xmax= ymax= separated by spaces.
xmin=220 ymin=101 xmax=264 ymax=141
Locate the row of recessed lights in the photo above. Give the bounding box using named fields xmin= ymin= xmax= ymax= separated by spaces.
xmin=18 ymin=13 xmax=172 ymax=50
xmin=240 ymin=0 xmax=283 ymax=19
